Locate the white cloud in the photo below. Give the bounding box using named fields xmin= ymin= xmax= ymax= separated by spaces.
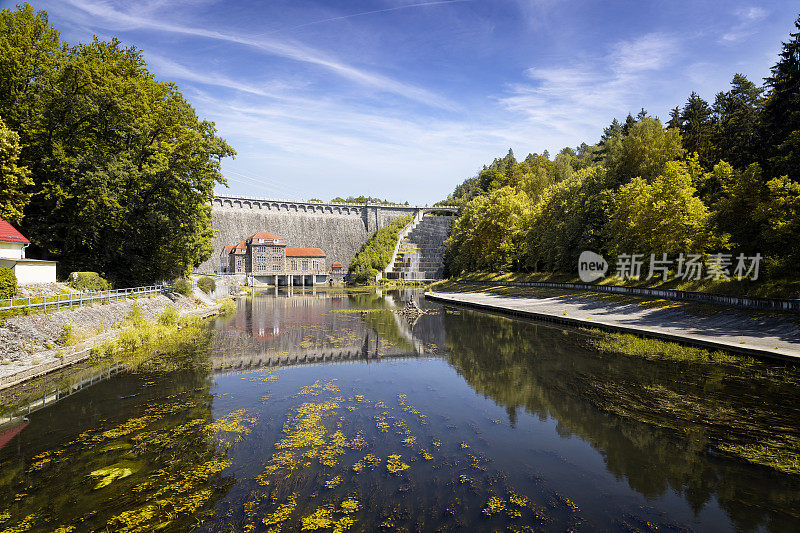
xmin=60 ymin=0 xmax=456 ymax=110
xmin=721 ymin=6 xmax=768 ymax=43
xmin=497 ymin=33 xmax=680 ymax=141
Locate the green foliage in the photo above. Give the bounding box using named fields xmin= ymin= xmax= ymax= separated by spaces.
xmin=603 ymin=117 xmax=685 ymax=185
xmin=762 ymin=15 xmax=800 ymax=181
xmin=440 ymin=19 xmax=800 ymax=281
xmin=173 ymin=278 xmax=192 ymax=296
xmin=348 ymin=216 xmax=412 ymax=283
xmin=330 ymin=196 xmax=404 ymax=206
xmin=68 ymin=271 xmax=111 ymax=291
xmin=0 ymin=115 xmax=31 ymax=223
xmin=58 ymin=322 xmax=74 ymax=346
xmin=525 ymin=167 xmax=611 ymax=272
xmin=446 ymin=187 xmax=531 ymax=274
xmin=0 ymin=4 xmax=234 ymax=285
xmin=197 ymin=276 xmax=215 ymax=294
xmin=0 ymin=267 xmax=17 ymax=299
xmin=219 ymin=298 xmax=236 ymax=315
xmin=158 ymin=306 xmax=178 ymax=326
xmin=125 ymin=303 xmax=145 ymax=328
xmin=605 ymin=162 xmax=723 ymax=256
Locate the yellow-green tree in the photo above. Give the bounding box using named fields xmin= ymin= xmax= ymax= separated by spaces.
xmin=0 ymin=115 xmax=31 ymax=223
xmin=445 ymin=186 xmax=531 ymax=274
xmin=605 ymin=161 xmax=722 ymax=256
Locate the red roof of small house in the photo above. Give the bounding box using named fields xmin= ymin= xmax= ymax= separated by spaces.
xmin=331 ymin=261 xmax=343 ymax=269
xmin=286 ymin=247 xmax=326 ymax=257
xmin=230 ymin=242 xmax=247 ymax=255
xmin=223 ymin=245 xmax=235 ymax=253
xmin=246 ymin=232 xmax=286 ymax=246
xmin=0 ymin=218 xmax=30 ymax=244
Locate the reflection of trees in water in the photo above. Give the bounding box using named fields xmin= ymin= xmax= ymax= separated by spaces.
xmin=442 ymin=308 xmax=800 ymax=531
xmin=0 ymin=323 xmax=247 ymax=532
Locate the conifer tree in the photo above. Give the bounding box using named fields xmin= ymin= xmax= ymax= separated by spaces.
xmin=762 ymin=14 xmax=800 ymax=180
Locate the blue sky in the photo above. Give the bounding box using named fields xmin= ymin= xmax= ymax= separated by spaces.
xmin=6 ymin=1 xmax=800 ymax=204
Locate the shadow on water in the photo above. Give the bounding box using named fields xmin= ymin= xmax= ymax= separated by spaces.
xmin=440 ymin=306 xmax=800 ymax=531
xmin=0 ymin=288 xmax=798 ymax=531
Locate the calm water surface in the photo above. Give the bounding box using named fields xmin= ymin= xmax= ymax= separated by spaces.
xmin=1 ymin=289 xmax=799 ymax=532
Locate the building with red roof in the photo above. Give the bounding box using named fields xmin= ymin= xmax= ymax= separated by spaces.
xmin=220 ymin=231 xmax=335 ymax=285
xmin=0 ymin=218 xmax=57 ymax=285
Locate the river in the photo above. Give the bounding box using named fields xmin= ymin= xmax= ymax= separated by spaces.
xmin=0 ymin=288 xmax=798 ymax=532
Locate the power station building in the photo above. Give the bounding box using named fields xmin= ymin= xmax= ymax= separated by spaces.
xmin=220 ymin=231 xmax=334 ymax=285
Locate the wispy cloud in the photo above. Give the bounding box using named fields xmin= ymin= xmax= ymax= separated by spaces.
xmin=269 ymin=0 xmax=471 ymax=34
xmin=721 ymin=6 xmax=768 ymax=43
xmin=61 ymin=0 xmax=455 ymax=110
xmin=498 ymin=33 xmax=679 ymax=139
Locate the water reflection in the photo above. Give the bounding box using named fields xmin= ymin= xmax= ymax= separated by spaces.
xmin=441 ymin=307 xmax=800 ymax=531
xmin=0 ymin=289 xmax=797 ymax=532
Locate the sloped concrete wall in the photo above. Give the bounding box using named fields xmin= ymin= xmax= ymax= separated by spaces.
xmin=197 ymin=197 xmax=420 ymax=273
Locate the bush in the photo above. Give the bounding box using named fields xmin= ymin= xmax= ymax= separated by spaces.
xmin=158 ymin=306 xmax=179 ymax=326
xmin=0 ymin=267 xmax=17 ymax=299
xmin=348 ymin=216 xmax=413 ymax=284
xmin=197 ymin=276 xmax=215 ymax=294
xmin=68 ymin=272 xmax=111 ymax=291
xmin=173 ymin=278 xmax=192 ymax=295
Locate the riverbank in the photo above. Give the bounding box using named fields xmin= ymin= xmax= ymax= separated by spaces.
xmin=0 ymin=293 xmax=223 ymax=391
xmin=454 ymin=272 xmax=800 ymax=300
xmin=426 ymin=286 xmax=800 ymax=361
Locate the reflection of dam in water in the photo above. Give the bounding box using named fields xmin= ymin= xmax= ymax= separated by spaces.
xmin=210 ymin=291 xmax=434 ymax=374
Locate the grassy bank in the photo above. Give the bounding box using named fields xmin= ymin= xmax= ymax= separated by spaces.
xmin=451 ymin=272 xmax=800 ymax=300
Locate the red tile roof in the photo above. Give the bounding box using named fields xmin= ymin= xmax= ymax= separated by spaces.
xmin=0 ymin=218 xmax=29 ymax=244
xmin=286 ymin=247 xmax=326 ymax=257
xmin=230 ymin=242 xmax=247 ymax=255
xmin=246 ymin=232 xmax=286 ymax=246
xmin=331 ymin=261 xmax=343 ymax=269
xmin=223 ymin=245 xmax=235 ymax=253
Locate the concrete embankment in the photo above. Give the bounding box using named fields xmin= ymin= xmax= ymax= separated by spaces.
xmin=0 ymin=294 xmax=222 ymax=391
xmin=426 ymin=290 xmax=800 ymax=362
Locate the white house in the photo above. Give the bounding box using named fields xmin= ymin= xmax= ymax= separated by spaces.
xmin=0 ymin=218 xmax=57 ymax=284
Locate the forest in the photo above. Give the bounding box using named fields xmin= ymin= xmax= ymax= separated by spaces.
xmin=0 ymin=4 xmax=234 ymax=285
xmin=442 ymin=15 xmax=800 ymax=286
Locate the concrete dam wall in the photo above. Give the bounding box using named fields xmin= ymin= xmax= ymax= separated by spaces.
xmin=198 ymin=196 xmax=423 ymax=273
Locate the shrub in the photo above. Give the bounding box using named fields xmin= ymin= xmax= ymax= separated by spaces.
xmin=58 ymin=322 xmax=75 ymax=346
xmin=348 ymin=216 xmax=413 ymax=284
xmin=0 ymin=267 xmax=17 ymax=299
xmin=125 ymin=303 xmax=145 ymax=327
xmin=68 ymin=272 xmax=111 ymax=291
xmin=158 ymin=306 xmax=179 ymax=326
xmin=173 ymin=278 xmax=192 ymax=295
xmin=197 ymin=276 xmax=215 ymax=294
xmin=219 ymin=298 xmax=236 ymax=315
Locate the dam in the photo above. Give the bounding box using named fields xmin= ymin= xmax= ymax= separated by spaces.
xmin=199 ymin=195 xmax=457 ymax=274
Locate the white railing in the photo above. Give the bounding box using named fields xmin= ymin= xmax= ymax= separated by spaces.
xmin=0 ymin=284 xmax=171 ymax=313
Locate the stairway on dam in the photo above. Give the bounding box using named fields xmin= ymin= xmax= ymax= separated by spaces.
xmin=385 ymin=215 xmax=454 ymax=280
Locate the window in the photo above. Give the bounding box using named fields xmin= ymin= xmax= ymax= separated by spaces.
xmin=302 ymin=260 xmax=309 ymax=271
xmin=312 ymin=260 xmax=319 ymax=271
xmin=273 ymin=256 xmax=282 ymax=263
xmin=272 ymin=264 xmax=281 ymax=271
xmin=291 ymin=260 xmax=298 ymax=271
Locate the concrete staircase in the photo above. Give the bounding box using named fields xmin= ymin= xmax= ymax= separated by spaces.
xmin=385 ymin=215 xmax=454 ymax=280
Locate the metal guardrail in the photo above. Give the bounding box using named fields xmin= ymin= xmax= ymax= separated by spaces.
xmin=0 ymin=284 xmax=170 ymax=313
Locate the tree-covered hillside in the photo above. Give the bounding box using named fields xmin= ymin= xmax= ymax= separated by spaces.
xmin=443 ymin=14 xmax=800 ymax=283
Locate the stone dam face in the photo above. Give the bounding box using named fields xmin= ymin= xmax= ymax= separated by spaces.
xmin=197 ymin=196 xmax=425 ymax=273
